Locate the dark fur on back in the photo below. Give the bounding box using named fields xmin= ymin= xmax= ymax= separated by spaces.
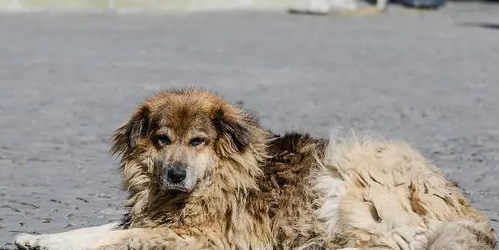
xmin=250 ymin=133 xmax=327 ymax=247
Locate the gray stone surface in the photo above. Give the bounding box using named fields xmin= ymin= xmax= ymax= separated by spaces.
xmin=1 ymin=3 xmax=499 ymax=247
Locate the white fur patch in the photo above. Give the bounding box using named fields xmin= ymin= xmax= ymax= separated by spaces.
xmin=314 ymin=172 xmax=346 ymax=236
xmin=15 ymin=222 xmax=119 ymax=250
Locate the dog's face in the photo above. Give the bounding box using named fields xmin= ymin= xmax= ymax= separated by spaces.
xmin=148 ymin=107 xmax=218 ymax=192
xmin=111 ymin=90 xmax=256 ymax=194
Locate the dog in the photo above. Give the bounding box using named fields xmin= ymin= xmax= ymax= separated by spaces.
xmin=15 ymin=89 xmax=496 ymax=250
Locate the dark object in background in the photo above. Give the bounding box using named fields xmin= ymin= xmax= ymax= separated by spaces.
xmin=362 ymin=0 xmax=445 ymax=9
xmin=392 ymin=0 xmax=445 ymax=8
xmin=460 ymin=22 xmax=499 ymax=30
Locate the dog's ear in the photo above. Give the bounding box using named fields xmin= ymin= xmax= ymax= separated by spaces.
xmin=110 ymin=105 xmax=150 ymax=157
xmin=213 ymin=107 xmax=253 ymax=153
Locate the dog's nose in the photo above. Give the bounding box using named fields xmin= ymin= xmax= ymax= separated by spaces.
xmin=167 ymin=164 xmax=186 ymax=183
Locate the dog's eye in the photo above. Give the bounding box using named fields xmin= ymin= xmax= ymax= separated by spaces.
xmin=189 ymin=137 xmax=205 ymax=147
xmin=155 ymin=135 xmax=171 ymax=145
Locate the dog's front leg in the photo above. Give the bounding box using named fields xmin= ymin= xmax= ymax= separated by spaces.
xmin=15 ymin=222 xmax=120 ymax=250
xmin=16 ymin=226 xmax=216 ymax=250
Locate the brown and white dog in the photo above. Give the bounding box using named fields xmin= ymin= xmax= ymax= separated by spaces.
xmin=15 ymin=89 xmax=496 ymax=250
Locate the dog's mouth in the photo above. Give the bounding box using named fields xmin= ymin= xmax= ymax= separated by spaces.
xmin=160 ymin=183 xmax=189 ymax=193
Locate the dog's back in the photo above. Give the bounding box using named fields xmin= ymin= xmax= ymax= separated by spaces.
xmin=259 ymin=132 xmax=496 ymax=249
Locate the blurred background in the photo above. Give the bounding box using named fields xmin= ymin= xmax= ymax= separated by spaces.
xmin=0 ymin=0 xmax=498 ymax=248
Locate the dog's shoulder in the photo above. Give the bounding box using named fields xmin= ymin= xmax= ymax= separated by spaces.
xmin=267 ymin=132 xmax=326 ymax=165
xmin=252 ymin=132 xmax=324 ymax=230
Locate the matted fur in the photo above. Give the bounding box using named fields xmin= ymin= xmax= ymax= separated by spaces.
xmin=15 ymin=89 xmax=496 ymax=250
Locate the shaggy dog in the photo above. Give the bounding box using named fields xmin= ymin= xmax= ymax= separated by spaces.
xmin=16 ymin=89 xmax=496 ymax=250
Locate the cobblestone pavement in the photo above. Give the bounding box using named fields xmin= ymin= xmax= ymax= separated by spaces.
xmin=1 ymin=3 xmax=499 ymax=247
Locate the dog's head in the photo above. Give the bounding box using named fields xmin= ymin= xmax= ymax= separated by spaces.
xmin=111 ymin=89 xmax=260 ymax=194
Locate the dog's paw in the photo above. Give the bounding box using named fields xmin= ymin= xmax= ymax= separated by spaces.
xmin=15 ymin=233 xmax=77 ymax=250
xmin=15 ymin=233 xmax=44 ymax=250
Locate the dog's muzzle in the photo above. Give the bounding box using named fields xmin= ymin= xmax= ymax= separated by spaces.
xmin=166 ymin=164 xmax=186 ymax=183
xmin=160 ymin=163 xmax=188 ymax=191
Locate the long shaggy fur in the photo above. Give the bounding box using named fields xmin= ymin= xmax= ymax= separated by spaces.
xmin=317 ymin=132 xmax=496 ymax=249
xmin=14 ymin=89 xmax=496 ymax=250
